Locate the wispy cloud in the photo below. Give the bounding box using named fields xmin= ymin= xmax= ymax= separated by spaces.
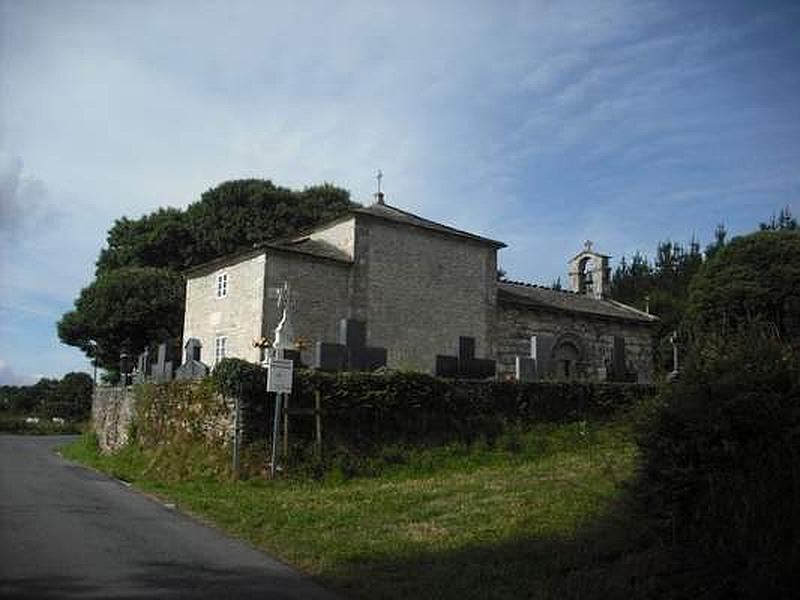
xmin=0 ymin=0 xmax=798 ymax=379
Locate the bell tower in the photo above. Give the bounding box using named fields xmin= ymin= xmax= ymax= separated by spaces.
xmin=568 ymin=241 xmax=611 ymax=299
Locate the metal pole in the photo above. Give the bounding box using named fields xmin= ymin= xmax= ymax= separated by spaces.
xmin=233 ymin=397 xmax=241 ymax=479
xmin=282 ymin=392 xmax=289 ymax=458
xmin=270 ymin=392 xmax=283 ymax=478
xmin=315 ymin=390 xmax=322 ymax=451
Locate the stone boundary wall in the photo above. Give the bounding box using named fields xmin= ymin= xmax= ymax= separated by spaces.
xmin=92 ymin=383 xmax=235 ymax=454
xmin=93 ymin=386 xmax=138 ymax=453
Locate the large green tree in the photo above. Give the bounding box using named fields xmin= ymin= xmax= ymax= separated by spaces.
xmin=58 ymin=267 xmax=185 ymax=371
xmin=686 ymin=229 xmax=800 ymax=343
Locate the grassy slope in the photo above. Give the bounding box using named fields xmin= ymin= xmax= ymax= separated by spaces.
xmin=61 ymin=421 xmax=647 ymax=600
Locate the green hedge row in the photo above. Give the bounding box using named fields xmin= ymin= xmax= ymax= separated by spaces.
xmin=247 ymin=369 xmax=656 ymax=450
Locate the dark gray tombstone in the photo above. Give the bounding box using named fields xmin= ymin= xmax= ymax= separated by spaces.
xmin=315 ymin=342 xmax=347 ymax=372
xmin=184 ymin=338 xmax=202 ymax=362
xmin=612 ymin=336 xmax=626 ymax=380
xmin=313 ymin=318 xmax=387 ymax=371
xmin=531 ymin=334 xmax=555 ymax=378
xmin=435 ymin=336 xmax=495 ymax=379
xmin=175 ymin=338 xmax=209 ymax=380
xmin=515 ymin=356 xmax=536 ymax=382
xmin=151 ymin=342 xmax=177 ymax=383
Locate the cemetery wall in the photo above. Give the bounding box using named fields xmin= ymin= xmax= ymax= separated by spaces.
xmin=92 ymin=382 xmax=234 ymax=454
xmin=495 ymin=305 xmax=655 ymax=383
xmin=92 ymin=386 xmax=137 ymax=453
xmin=353 ymin=218 xmax=498 ymax=372
xmin=183 ymin=253 xmax=267 ymax=367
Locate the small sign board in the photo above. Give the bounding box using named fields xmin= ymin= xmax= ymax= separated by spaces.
xmin=266 ymin=357 xmax=294 ymax=393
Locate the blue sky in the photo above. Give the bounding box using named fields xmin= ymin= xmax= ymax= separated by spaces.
xmin=1 ymin=0 xmax=798 ymax=384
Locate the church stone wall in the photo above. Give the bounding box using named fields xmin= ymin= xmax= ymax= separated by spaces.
xmin=264 ymin=252 xmax=351 ymax=365
xmin=355 ymin=218 xmax=498 ymax=372
xmin=183 ymin=253 xmax=266 ymax=367
xmin=308 ymin=218 xmax=356 ymax=259
xmin=495 ymin=305 xmax=655 ymax=383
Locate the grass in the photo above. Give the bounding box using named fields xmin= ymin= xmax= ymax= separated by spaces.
xmin=61 ymin=419 xmax=655 ymax=599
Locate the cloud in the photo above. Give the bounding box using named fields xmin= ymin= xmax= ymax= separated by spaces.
xmin=0 ymin=359 xmax=35 ymax=386
xmin=0 ymin=152 xmax=58 ymax=238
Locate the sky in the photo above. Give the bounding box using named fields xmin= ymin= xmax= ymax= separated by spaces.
xmin=1 ymin=0 xmax=798 ymax=384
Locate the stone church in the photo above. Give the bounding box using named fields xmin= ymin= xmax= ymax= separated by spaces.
xmin=182 ymin=194 xmax=657 ymax=382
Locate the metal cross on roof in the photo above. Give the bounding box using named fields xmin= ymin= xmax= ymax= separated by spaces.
xmin=376 ymin=169 xmax=383 ymax=194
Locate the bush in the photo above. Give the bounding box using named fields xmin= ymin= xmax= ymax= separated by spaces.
xmin=636 ymin=327 xmax=800 ymax=597
xmin=288 ymin=370 xmax=654 ymax=452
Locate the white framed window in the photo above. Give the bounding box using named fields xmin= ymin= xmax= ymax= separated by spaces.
xmin=214 ymin=336 xmax=227 ymax=362
xmin=216 ymin=272 xmax=228 ymax=298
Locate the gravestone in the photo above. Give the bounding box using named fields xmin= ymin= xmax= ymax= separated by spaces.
xmin=175 ymin=338 xmax=209 ymax=380
xmin=185 ymin=337 xmax=202 ymax=362
xmin=313 ymin=318 xmax=387 ymax=372
xmin=515 ymin=356 xmax=536 ymax=382
xmin=531 ymin=334 xmax=555 ymax=377
xmin=435 ymin=336 xmax=495 ymax=379
xmin=514 ymin=335 xmax=555 ymax=381
xmin=133 ymin=347 xmax=150 ymax=384
xmin=612 ymin=336 xmax=626 ymax=378
xmin=150 ymin=341 xmax=177 ymax=383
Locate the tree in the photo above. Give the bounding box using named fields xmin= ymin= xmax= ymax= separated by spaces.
xmin=58 ymin=267 xmax=185 ymax=371
xmin=760 ymin=206 xmax=798 ymax=231
xmin=55 ymin=372 xmax=94 ymax=420
xmin=185 ymin=180 xmax=355 ymax=265
xmin=704 ymin=223 xmax=727 ymax=260
xmin=96 ymin=208 xmax=195 ymax=275
xmin=686 ymin=230 xmax=800 ymax=344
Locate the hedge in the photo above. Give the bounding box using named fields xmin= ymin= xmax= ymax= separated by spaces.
xmin=238 ymin=369 xmax=656 ymax=451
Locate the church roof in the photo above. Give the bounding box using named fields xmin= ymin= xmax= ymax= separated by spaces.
xmin=272 ymin=238 xmax=352 ymax=262
xmin=354 ymin=202 xmax=507 ymax=248
xmin=498 ymin=281 xmax=657 ymax=324
xmin=184 ymin=239 xmax=352 ymax=277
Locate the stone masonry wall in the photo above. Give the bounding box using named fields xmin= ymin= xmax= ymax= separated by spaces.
xmin=93 ymin=383 xmax=236 ymax=454
xmin=264 ymin=252 xmax=352 ymax=365
xmin=353 ymin=218 xmax=498 ymax=372
xmin=495 ymin=305 xmax=655 ymax=383
xmin=92 ymin=386 xmax=137 ymax=453
xmin=183 ymin=252 xmax=267 ymax=367
xmin=307 ymin=217 xmax=356 ymax=260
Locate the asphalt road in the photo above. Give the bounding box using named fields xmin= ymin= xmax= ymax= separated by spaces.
xmin=0 ymin=435 xmax=341 ymax=600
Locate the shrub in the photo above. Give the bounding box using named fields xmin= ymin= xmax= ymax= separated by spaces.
xmin=636 ymin=327 xmax=800 ymax=597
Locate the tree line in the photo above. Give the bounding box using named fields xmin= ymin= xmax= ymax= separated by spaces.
xmin=609 ymin=206 xmax=797 ymax=372
xmin=0 ymin=372 xmax=94 ymax=421
xmin=57 ymin=179 xmax=356 ymax=379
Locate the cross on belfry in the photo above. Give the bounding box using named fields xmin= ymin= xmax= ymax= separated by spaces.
xmin=584 ymin=240 xmax=594 ymax=252
xmin=376 ymin=169 xmax=383 ymax=193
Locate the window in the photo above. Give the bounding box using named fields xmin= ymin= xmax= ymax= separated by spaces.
xmin=216 ymin=273 xmax=228 ymax=298
xmin=215 ymin=336 xmax=227 ymax=362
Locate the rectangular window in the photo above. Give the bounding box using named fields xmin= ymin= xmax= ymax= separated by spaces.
xmin=216 ymin=273 xmax=228 ymax=298
xmin=215 ymin=336 xmax=227 ymax=362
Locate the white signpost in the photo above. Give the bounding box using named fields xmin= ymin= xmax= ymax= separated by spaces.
xmin=266 ymin=357 xmax=294 ymax=394
xmin=267 ymin=282 xmax=297 ymax=477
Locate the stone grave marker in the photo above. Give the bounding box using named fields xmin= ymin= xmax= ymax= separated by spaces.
xmin=514 ymin=335 xmax=555 ymax=382
xmin=435 ymin=336 xmax=495 ymax=379
xmin=150 ymin=341 xmax=177 ymax=383
xmin=314 ymin=318 xmax=387 ymax=371
xmin=133 ymin=347 xmax=150 ymax=384
xmin=175 ymin=338 xmax=209 ymax=380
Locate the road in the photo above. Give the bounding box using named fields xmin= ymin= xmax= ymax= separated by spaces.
xmin=0 ymin=435 xmax=340 ymax=599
